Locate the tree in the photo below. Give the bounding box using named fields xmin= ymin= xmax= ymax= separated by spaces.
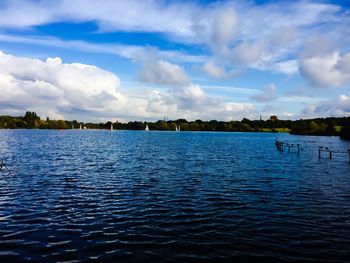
xmin=24 ymin=111 xmax=40 ymax=128
xmin=308 ymin=120 xmax=321 ymax=133
xmin=340 ymin=125 xmax=350 ymax=140
xmin=57 ymin=120 xmax=68 ymax=129
xmin=239 ymin=123 xmax=252 ymax=132
xmin=325 ymin=125 xmax=336 ymax=136
xmin=270 ymin=115 xmax=278 ymax=122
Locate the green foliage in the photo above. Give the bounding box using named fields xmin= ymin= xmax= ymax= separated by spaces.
xmin=340 ymin=125 xmax=350 ymax=140
xmin=290 ymin=119 xmax=342 ymax=136
xmin=308 ymin=121 xmax=321 ymax=132
xmin=24 ymin=111 xmax=40 ymax=128
xmin=239 ymin=123 xmax=253 ymax=132
xmin=0 ymin=112 xmax=349 ymax=138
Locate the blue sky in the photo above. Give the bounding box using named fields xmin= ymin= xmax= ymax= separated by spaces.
xmin=0 ymin=0 xmax=349 ymax=122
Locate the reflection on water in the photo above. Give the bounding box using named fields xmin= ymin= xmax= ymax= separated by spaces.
xmin=0 ymin=130 xmax=350 ymax=262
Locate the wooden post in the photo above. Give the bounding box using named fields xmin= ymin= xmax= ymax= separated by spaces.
xmin=297 ymin=144 xmax=300 ymax=155
xmin=348 ymin=150 xmax=350 ymax=163
xmin=329 ymin=151 xmax=332 ymax=160
xmin=318 ymin=147 xmax=322 ymax=158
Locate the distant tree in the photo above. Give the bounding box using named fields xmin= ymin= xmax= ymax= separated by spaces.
xmin=290 ymin=120 xmax=308 ymax=135
xmin=307 ymin=120 xmax=321 ymax=133
xmin=156 ymin=121 xmax=169 ymax=130
xmin=270 ymin=115 xmax=278 ymax=122
xmin=340 ymin=125 xmax=350 ymax=140
xmin=325 ymin=125 xmax=336 ymax=136
xmin=241 ymin=118 xmax=251 ymax=124
xmin=7 ymin=119 xmax=16 ymax=129
xmin=177 ymin=119 xmax=188 ymax=123
xmin=56 ymin=120 xmax=68 ymax=129
xmin=239 ymin=123 xmax=253 ymax=132
xmin=189 ymin=122 xmax=199 ymax=130
xmin=15 ymin=119 xmax=27 ymax=128
xmin=24 ymin=111 xmax=40 ymax=128
xmin=105 ymin=121 xmax=112 ymax=129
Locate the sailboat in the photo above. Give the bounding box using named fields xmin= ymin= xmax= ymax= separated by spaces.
xmin=110 ymin=123 xmax=113 ymax=131
xmin=175 ymin=125 xmax=180 ymax=132
xmin=79 ymin=124 xmax=82 ymax=130
xmin=145 ymin=124 xmax=149 ymax=131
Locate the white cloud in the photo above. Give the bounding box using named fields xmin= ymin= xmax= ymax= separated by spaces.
xmin=1 ymin=1 xmax=349 ymax=119
xmin=270 ymin=28 xmax=296 ymax=46
xmin=0 ymin=0 xmax=196 ymax=39
xmin=299 ymin=51 xmax=350 ymax=87
xmin=0 ymin=0 xmax=348 ymax=81
xmin=202 ymin=61 xmax=242 ymax=79
xmin=0 ymin=50 xmax=130 ymax=120
xmin=300 ymin=94 xmax=350 ymax=117
xmin=173 ymin=84 xmax=209 ymax=110
xmin=251 ymin=83 xmax=278 ymax=102
xmin=0 ymin=50 xmax=258 ymax=121
xmin=0 ymin=34 xmax=206 ymax=64
xmin=203 ymin=62 xmax=226 ymax=79
xmin=138 ymin=59 xmax=191 ymax=86
xmin=145 ymin=90 xmax=176 ymax=114
xmin=210 ymin=8 xmax=239 ymax=54
xmin=229 ymin=41 xmax=265 ymax=66
xmin=261 ymin=60 xmax=299 ymax=75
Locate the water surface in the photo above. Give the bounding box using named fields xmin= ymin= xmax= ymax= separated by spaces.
xmin=1 ymin=130 xmax=350 ymax=262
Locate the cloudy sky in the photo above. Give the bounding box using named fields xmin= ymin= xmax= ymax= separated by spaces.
xmin=0 ymin=0 xmax=349 ymax=122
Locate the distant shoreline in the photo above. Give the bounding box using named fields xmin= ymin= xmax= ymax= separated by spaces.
xmin=1 ymin=111 xmax=349 ymax=139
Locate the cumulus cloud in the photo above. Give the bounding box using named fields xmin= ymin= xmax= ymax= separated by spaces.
xmin=173 ymin=84 xmax=209 ymax=111
xmin=202 ymin=62 xmax=242 ymax=79
xmin=229 ymin=41 xmax=265 ymax=66
xmin=270 ymin=60 xmax=298 ymax=75
xmin=270 ymin=27 xmax=296 ymax=46
xmin=0 ymin=50 xmax=129 ymax=120
xmin=138 ymin=59 xmax=191 ymax=86
xmin=0 ymin=0 xmax=348 ymax=82
xmin=145 ymin=90 xmax=176 ymax=114
xmin=251 ymin=83 xmax=278 ymax=102
xmin=300 ymin=94 xmax=350 ymax=117
xmin=0 ymin=50 xmax=258 ymax=121
xmin=299 ymin=51 xmax=350 ymax=87
xmin=203 ymin=62 xmax=226 ymax=79
xmin=210 ymin=8 xmax=239 ymax=54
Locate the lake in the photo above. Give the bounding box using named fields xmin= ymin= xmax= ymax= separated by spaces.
xmin=1 ymin=130 xmax=350 ymax=262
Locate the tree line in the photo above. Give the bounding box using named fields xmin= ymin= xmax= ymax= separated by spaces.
xmin=0 ymin=111 xmax=349 ymax=140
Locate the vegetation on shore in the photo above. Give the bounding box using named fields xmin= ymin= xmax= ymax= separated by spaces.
xmin=0 ymin=112 xmax=350 ymax=139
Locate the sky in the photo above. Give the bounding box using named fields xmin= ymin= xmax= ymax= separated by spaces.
xmin=0 ymin=0 xmax=349 ymax=122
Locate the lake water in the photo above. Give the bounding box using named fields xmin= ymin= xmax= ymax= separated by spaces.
xmin=1 ymin=130 xmax=350 ymax=262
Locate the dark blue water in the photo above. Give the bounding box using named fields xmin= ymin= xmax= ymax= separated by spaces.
xmin=1 ymin=130 xmax=350 ymax=262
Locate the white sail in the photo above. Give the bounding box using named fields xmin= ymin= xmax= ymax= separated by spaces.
xmin=175 ymin=125 xmax=178 ymax=131
xmin=79 ymin=124 xmax=82 ymax=130
xmin=145 ymin=124 xmax=149 ymax=131
xmin=178 ymin=125 xmax=180 ymax=131
xmin=110 ymin=123 xmax=113 ymax=131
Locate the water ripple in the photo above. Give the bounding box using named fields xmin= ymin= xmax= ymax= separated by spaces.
xmin=1 ymin=130 xmax=350 ymax=262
